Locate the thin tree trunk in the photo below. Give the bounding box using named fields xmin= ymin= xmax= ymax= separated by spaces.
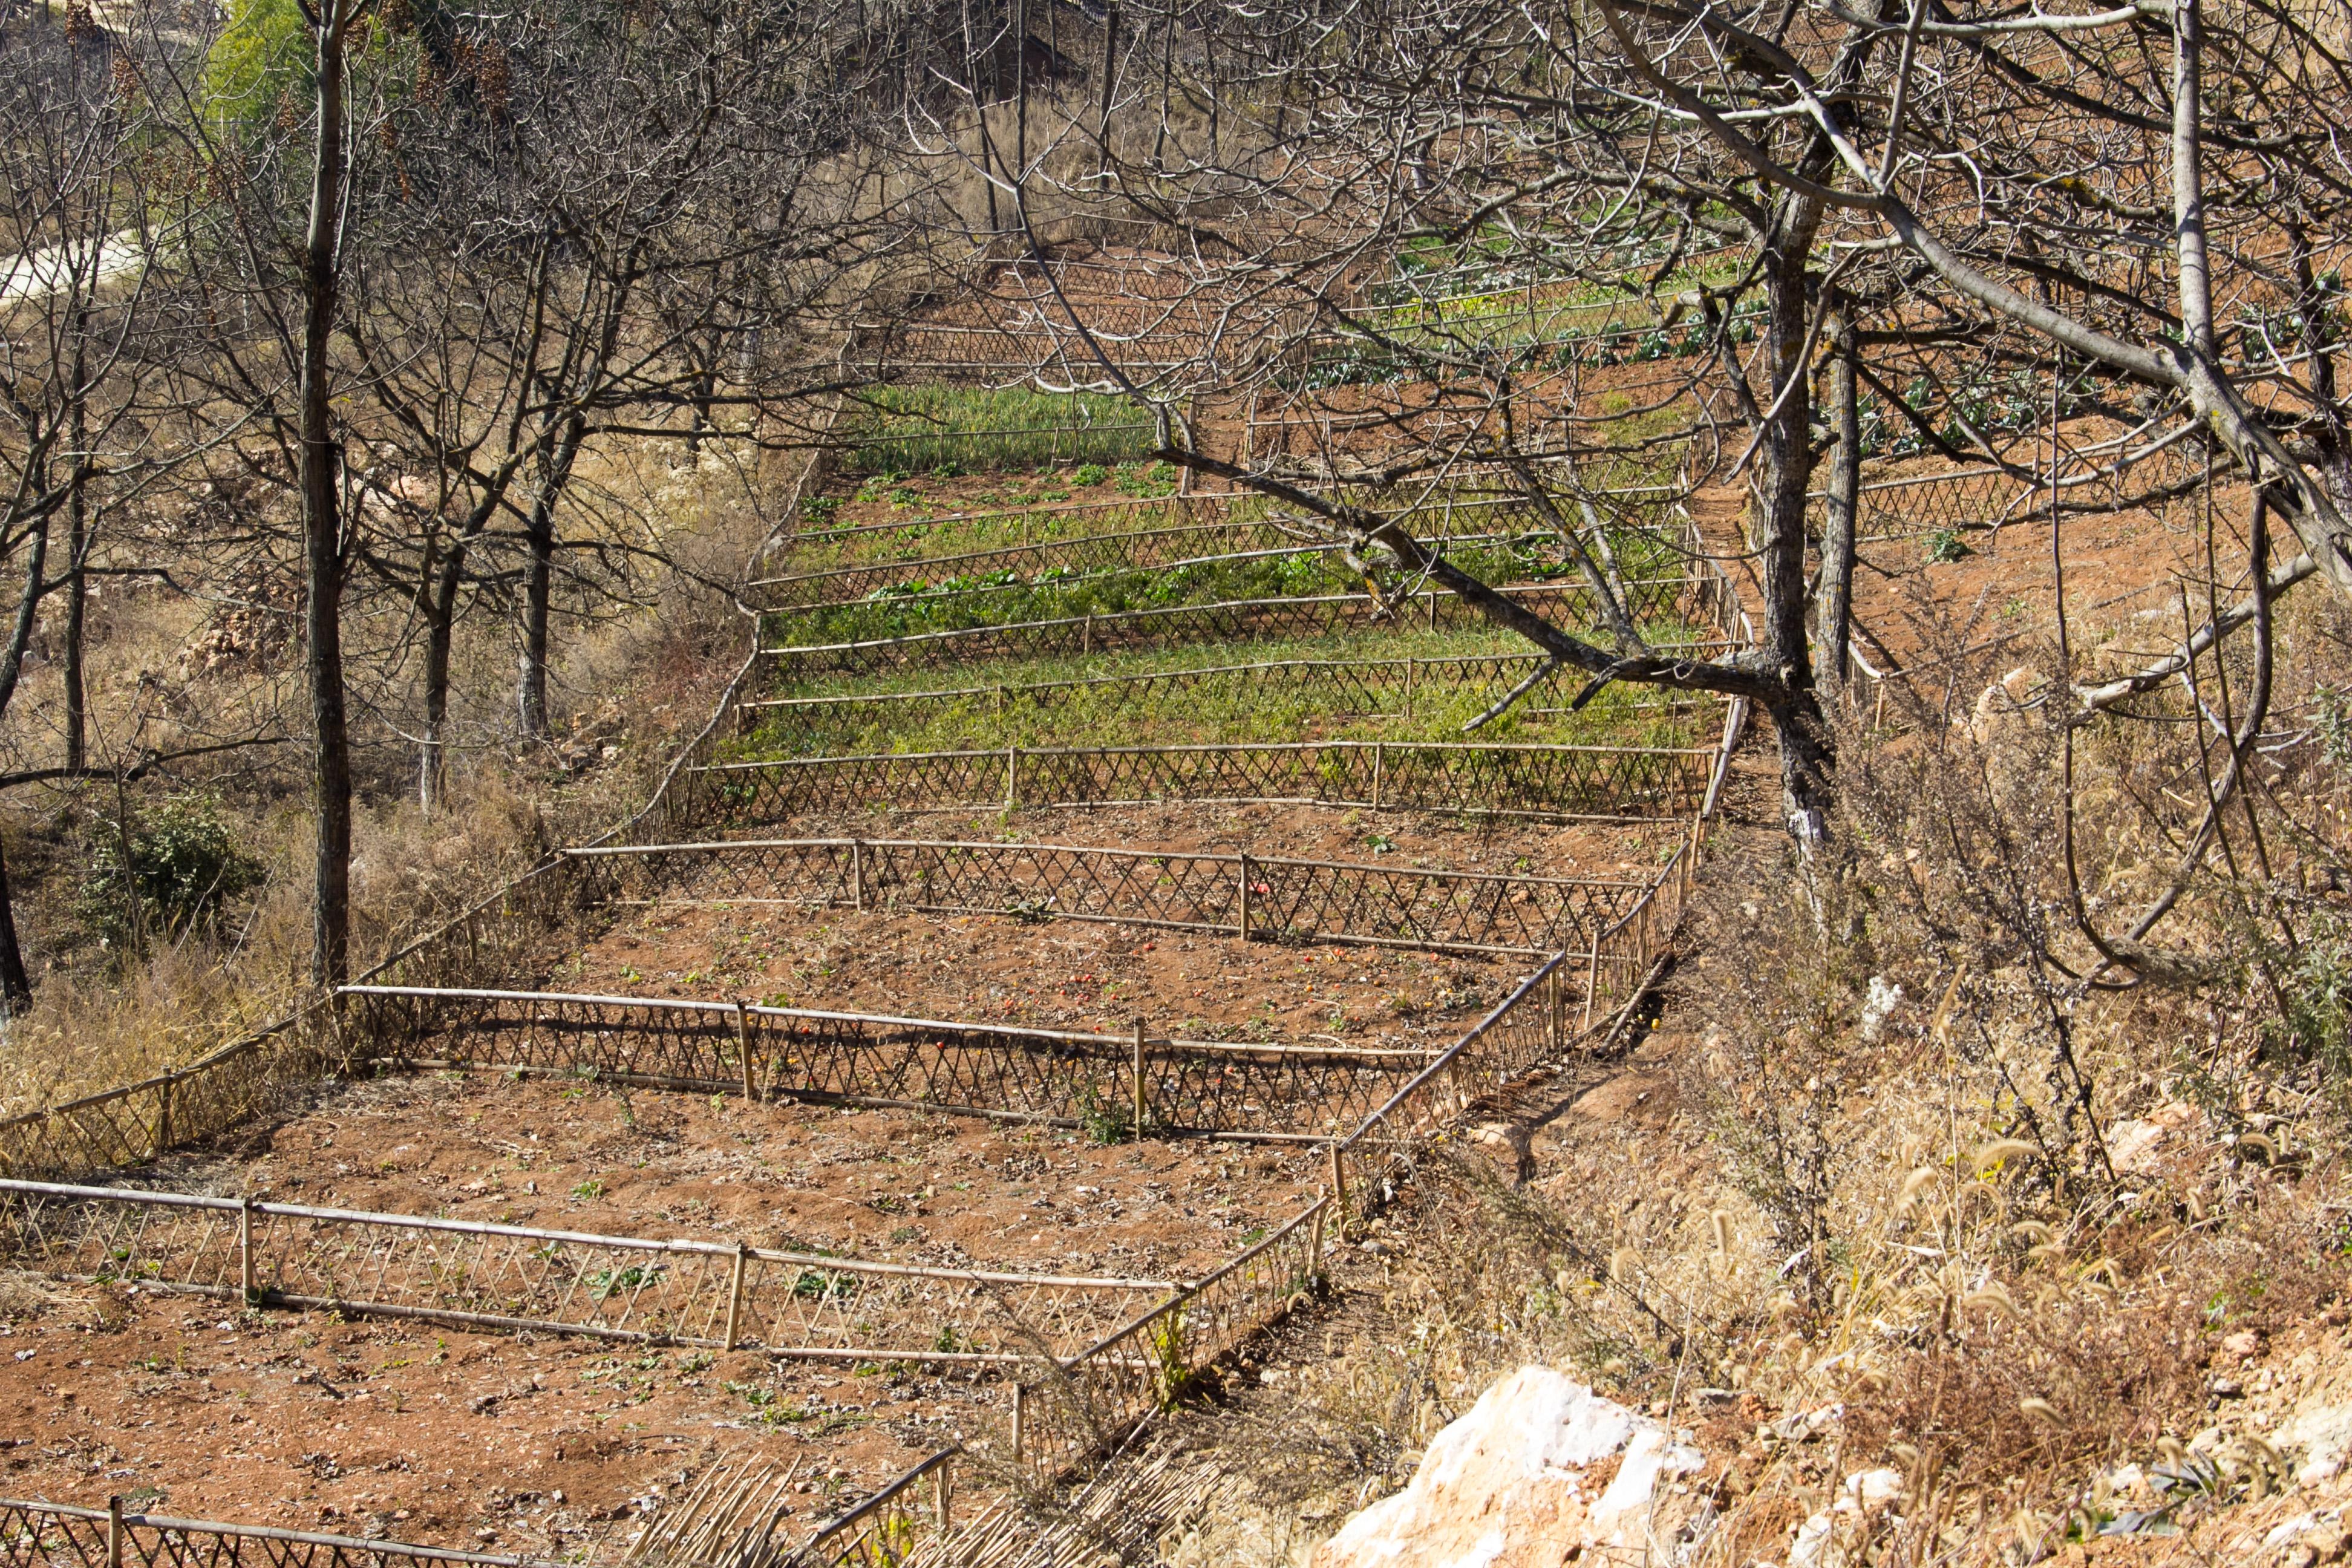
xmin=302 ymin=4 xmax=354 ymax=987
xmin=1759 ymin=201 xmax=1832 ymax=844
xmin=64 ymin=306 xmax=88 ymax=774
xmin=1817 ymin=311 xmax=1859 ymax=705
xmin=419 ymin=538 xmax=463 ymax=811
xmin=518 ymin=411 xmax=585 ymax=741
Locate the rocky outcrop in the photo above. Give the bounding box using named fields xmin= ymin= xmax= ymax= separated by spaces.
xmin=1316 ymin=1366 xmax=1708 ymax=1567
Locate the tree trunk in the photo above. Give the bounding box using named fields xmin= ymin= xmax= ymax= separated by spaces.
xmin=0 ymin=831 xmax=33 ymax=1016
xmin=517 ymin=411 xmax=585 ymax=740
xmin=419 ymin=538 xmax=463 ymax=811
xmin=1817 ymin=311 xmax=1859 ymax=705
xmin=301 ymin=5 xmax=353 ymax=987
xmin=64 ymin=306 xmax=88 ymax=774
xmin=1757 ymin=199 xmax=1831 ymax=844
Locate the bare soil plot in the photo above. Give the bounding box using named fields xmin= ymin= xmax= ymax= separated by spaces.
xmin=0 ymin=1068 xmax=1325 ymax=1547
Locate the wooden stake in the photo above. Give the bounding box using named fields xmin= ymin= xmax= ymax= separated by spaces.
xmin=238 ymin=1197 xmax=257 ymax=1305
xmin=736 ymin=1002 xmax=756 ymax=1102
xmin=1306 ymin=1201 xmax=1325 ymax=1282
xmin=935 ymin=1455 xmax=953 ymax=1532
xmin=107 ymin=1495 xmax=123 ymax=1568
xmin=851 ymin=839 xmax=865 ymax=911
xmin=723 ymin=1241 xmax=749 ymax=1351
xmin=1236 ymin=854 xmax=1252 ymax=940
xmin=1131 ymin=1017 xmax=1147 ymax=1138
xmin=1010 ymin=1383 xmax=1027 ymax=1461
xmin=154 ymin=1076 xmax=173 ymax=1159
xmin=1327 ymin=1144 xmax=1348 ymax=1232
xmin=1005 ymin=745 xmax=1018 ymax=811
xmin=1371 ymin=742 xmax=1383 ymax=810
xmin=1583 ymin=942 xmax=1602 ymax=1031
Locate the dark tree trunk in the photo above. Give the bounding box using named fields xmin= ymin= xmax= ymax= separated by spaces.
xmin=518 ymin=411 xmax=586 ymax=740
xmin=0 ymin=832 xmax=33 ymax=1014
xmin=1757 ymin=196 xmax=1833 ymax=844
xmin=419 ymin=537 xmax=464 ymax=811
xmin=301 ymin=7 xmax=353 ymax=987
xmin=1817 ymin=311 xmax=1860 ymax=704
xmin=64 ymin=306 xmax=88 ymax=774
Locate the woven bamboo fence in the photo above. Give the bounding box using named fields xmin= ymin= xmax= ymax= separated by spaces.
xmin=756 ymin=580 xmax=1697 ymax=675
xmin=0 ymin=1497 xmax=556 ymax=1568
xmin=0 ymin=1178 xmax=1167 ymax=1362
xmin=742 ymin=652 xmax=1724 ymax=743
xmin=562 ymin=836 xmax=1653 ymax=959
xmin=687 ymin=739 xmax=1714 ymax=828
xmin=341 ymin=987 xmax=1434 ymax=1143
xmin=757 ymin=528 xmax=1613 ymax=618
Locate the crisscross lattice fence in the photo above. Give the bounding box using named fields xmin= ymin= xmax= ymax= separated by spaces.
xmin=1007 ymin=1197 xmax=1329 ymax=1478
xmin=0 ymin=1179 xmax=1167 ymax=1362
xmin=342 ymin=987 xmax=1432 ymax=1142
xmin=563 ymin=837 xmax=1651 ymax=958
xmin=757 ymin=581 xmax=1691 ymax=675
xmin=687 ymin=740 xmax=1713 ymax=828
xmin=743 ymin=653 xmax=1722 ymax=747
xmin=0 ymin=1498 xmax=552 ymax=1568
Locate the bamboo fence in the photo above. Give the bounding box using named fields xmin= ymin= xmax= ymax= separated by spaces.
xmin=561 ymin=835 xmax=1652 ymax=958
xmin=0 ymin=1497 xmax=557 ymax=1568
xmin=0 ymin=1178 xmax=1167 ymax=1362
xmin=757 ymin=579 xmax=1696 ymax=674
xmin=742 ymin=651 xmax=1723 ymax=738
xmin=688 ymin=739 xmax=1713 ymax=826
xmin=341 ymin=987 xmax=1434 ymax=1142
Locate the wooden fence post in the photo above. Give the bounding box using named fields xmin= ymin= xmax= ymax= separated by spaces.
xmin=1005 ymin=746 xmax=1018 ymax=811
xmin=1371 ymin=742 xmax=1384 ymax=811
xmin=238 ymin=1196 xmax=257 ymax=1306
xmin=107 ymin=1495 xmax=123 ymax=1568
xmin=1583 ymin=941 xmax=1602 ymax=1032
xmin=154 ymin=1076 xmax=173 ymax=1160
xmin=1327 ymin=1143 xmax=1348 ymax=1233
xmin=1307 ymin=1201 xmax=1326 ymax=1283
xmin=851 ymin=839 xmax=865 ymax=911
xmin=736 ymin=1002 xmax=757 ymax=1102
xmin=935 ymin=1455 xmax=953 ymax=1533
xmin=1131 ymin=1017 xmax=1148 ymax=1138
xmin=1404 ymin=658 xmax=1416 ymax=717
xmin=1010 ymin=1383 xmax=1027 ymax=1462
xmin=1236 ymin=854 xmax=1252 ymax=941
xmin=723 ymin=1241 xmax=749 ymax=1351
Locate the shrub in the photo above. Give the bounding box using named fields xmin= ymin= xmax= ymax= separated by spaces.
xmin=77 ymin=795 xmax=267 ymax=950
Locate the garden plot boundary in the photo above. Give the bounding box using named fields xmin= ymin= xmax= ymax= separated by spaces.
xmin=755 ymin=580 xmax=1696 ymax=674
xmin=562 ymin=835 xmax=1655 ymax=958
xmin=0 ymin=1497 xmax=563 ymax=1568
xmin=690 ymin=740 xmax=1716 ymax=827
xmin=339 ymin=986 xmax=1440 ymax=1143
xmin=0 ymin=1178 xmax=1172 ymax=1364
xmin=739 ymin=651 xmax=1723 ymax=728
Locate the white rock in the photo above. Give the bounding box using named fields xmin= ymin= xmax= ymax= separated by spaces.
xmin=1788 ymin=1509 xmax=1839 ymax=1568
xmin=1858 ymin=978 xmax=1903 ymax=1044
xmin=2281 ymin=1403 xmax=2352 ymax=1486
xmin=1316 ymin=1366 xmax=1707 ymax=1568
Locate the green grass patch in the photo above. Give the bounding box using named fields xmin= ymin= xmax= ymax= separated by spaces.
xmin=842 ymin=388 xmax=1155 ymax=474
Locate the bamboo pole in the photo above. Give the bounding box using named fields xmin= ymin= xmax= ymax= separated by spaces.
xmin=238 ymin=1196 xmax=256 ymax=1305
xmin=1129 ymin=1020 xmax=1148 ymax=1142
xmin=723 ymin=1242 xmax=748 ymax=1351
xmin=107 ymin=1495 xmax=122 ymax=1568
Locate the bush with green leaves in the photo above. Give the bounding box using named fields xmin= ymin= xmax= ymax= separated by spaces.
xmin=78 ymin=795 xmax=267 ymax=949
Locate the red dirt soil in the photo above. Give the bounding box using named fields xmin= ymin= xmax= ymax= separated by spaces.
xmin=2 ymin=1069 xmax=1325 ymax=1545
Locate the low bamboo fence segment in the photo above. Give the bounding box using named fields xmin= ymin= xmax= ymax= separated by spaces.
xmin=789 ymin=1448 xmax=958 ymax=1567
xmin=0 ymin=1496 xmax=560 ymax=1568
xmin=1005 ymin=1197 xmax=1330 ymax=1480
xmin=686 ymin=739 xmax=1715 ymax=829
xmin=755 ymin=581 xmax=1689 ymax=674
xmin=563 ymin=836 xmax=1655 ymax=959
xmin=0 ymin=1179 xmax=1168 ymax=1363
xmin=341 ymin=987 xmax=1437 ymax=1143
